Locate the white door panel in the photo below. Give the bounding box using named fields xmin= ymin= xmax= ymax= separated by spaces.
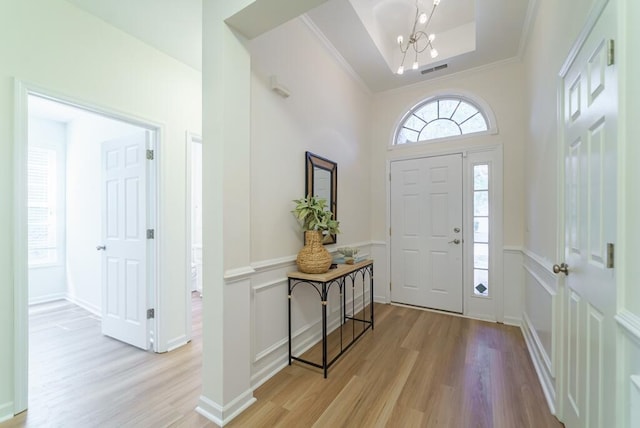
xmin=391 ymin=154 xmax=463 ymax=312
xmin=562 ymin=2 xmax=616 ymax=426
xmin=101 ymin=131 xmax=149 ymax=350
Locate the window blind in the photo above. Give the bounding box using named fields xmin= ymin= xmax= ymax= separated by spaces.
xmin=27 ymin=146 xmax=57 ymax=266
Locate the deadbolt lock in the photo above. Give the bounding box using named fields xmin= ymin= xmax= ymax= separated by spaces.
xmin=454 ymin=227 xmax=461 ymax=233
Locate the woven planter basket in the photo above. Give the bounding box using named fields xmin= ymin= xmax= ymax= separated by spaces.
xmin=296 ymin=230 xmax=332 ymax=274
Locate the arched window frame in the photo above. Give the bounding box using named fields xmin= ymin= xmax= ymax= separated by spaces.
xmin=392 ymin=92 xmax=498 ymax=147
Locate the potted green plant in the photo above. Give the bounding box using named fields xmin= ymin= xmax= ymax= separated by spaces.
xmin=292 ymin=195 xmax=340 ymax=273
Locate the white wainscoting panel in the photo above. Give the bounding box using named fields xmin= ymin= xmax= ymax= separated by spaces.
xmin=521 ymin=249 xmax=558 ymax=415
xmin=631 ymin=375 xmax=640 ymax=428
xmin=616 ymin=309 xmax=640 ymax=427
xmin=503 ymin=247 xmax=524 ymax=326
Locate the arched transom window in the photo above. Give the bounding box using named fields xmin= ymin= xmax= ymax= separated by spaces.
xmin=395 ymin=96 xmax=489 ymax=145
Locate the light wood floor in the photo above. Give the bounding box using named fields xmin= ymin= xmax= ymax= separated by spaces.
xmin=0 ymin=297 xmax=562 ymax=428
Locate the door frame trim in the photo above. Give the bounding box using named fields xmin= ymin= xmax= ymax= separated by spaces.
xmin=12 ymin=79 xmax=162 ymax=414
xmin=386 ymin=142 xmax=504 ymax=322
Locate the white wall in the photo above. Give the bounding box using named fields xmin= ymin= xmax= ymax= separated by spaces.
xmin=0 ymin=0 xmax=201 ymax=419
xmin=249 ymin=19 xmax=372 ymax=262
xmin=523 ymin=0 xmax=594 ymax=263
xmin=619 ymin=0 xmax=640 ymax=317
xmin=246 ymin=14 xmax=373 ymax=387
xmin=66 ymin=114 xmax=144 ymax=314
xmin=27 ymin=117 xmax=67 ymax=304
xmin=617 ymin=0 xmax=640 ymax=425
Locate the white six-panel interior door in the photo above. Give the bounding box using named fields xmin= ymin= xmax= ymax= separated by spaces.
xmin=390 ymin=153 xmax=463 ymax=313
xmin=100 ymin=131 xmax=150 ymax=350
xmin=561 ymin=0 xmax=617 ymax=425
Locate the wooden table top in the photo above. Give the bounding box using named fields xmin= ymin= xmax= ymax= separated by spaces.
xmin=287 ymin=260 xmax=373 ymax=282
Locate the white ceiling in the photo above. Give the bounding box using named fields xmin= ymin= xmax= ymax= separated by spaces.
xmin=63 ymin=0 xmax=532 ymax=93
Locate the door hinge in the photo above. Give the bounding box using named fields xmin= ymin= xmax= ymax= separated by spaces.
xmin=147 ymin=229 xmax=155 ymax=239
xmin=147 ymin=308 xmax=155 ymax=319
xmin=389 ymin=282 xmax=392 ymax=291
xmin=607 ymin=39 xmax=615 ymax=66
xmin=606 ymin=243 xmax=614 ymax=268
xmin=389 ymin=172 xmax=391 ymax=182
xmin=389 ymin=227 xmax=392 ymax=236
xmin=146 ymin=149 xmax=154 ymax=160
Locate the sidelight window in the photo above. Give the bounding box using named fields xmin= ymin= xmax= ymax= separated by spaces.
xmin=473 ymin=164 xmax=490 ymax=296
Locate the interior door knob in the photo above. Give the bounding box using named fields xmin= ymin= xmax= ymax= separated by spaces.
xmin=448 ymin=238 xmax=461 ymax=244
xmin=553 ymin=262 xmax=569 ymax=276
xmin=96 ymin=245 xmax=106 ymax=251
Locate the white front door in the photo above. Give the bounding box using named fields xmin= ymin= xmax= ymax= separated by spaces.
xmin=100 ymin=131 xmax=149 ymax=350
xmin=561 ymin=1 xmax=617 ymax=426
xmin=390 ymin=154 xmax=463 ymax=312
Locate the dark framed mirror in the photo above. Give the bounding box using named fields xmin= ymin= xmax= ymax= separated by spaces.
xmin=305 ymin=151 xmax=337 ymax=244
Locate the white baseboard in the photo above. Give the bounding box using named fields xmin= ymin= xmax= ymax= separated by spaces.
xmin=251 ymin=358 xmax=289 ymax=391
xmin=65 ymin=294 xmax=101 ymax=316
xmin=0 ymin=402 xmax=14 ymax=423
xmin=503 ymin=315 xmax=522 ymax=327
xmin=521 ymin=314 xmax=556 ymax=415
xmin=374 ymin=295 xmax=387 ymax=303
xmin=166 ymin=335 xmax=190 ymax=352
xmin=28 ymin=292 xmax=66 ymax=306
xmin=197 ymin=389 xmax=256 ymax=427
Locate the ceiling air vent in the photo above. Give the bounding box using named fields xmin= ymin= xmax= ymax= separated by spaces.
xmin=421 ymin=64 xmax=448 ymax=75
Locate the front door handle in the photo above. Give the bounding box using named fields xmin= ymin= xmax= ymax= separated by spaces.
xmin=448 ymin=239 xmax=461 ymax=245
xmin=553 ymin=262 xmax=569 ymax=276
xmin=96 ymin=245 xmax=106 ymax=251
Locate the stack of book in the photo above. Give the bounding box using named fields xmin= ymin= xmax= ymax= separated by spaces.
xmin=332 ymin=253 xmax=367 ymax=264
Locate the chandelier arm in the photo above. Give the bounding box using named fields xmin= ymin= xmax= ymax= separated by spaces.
xmin=400 ymin=48 xmax=409 ymax=68
xmin=412 ymin=31 xmax=430 ymax=53
xmin=423 ymin=4 xmax=437 ymax=29
xmin=409 ymin=6 xmax=421 ymax=39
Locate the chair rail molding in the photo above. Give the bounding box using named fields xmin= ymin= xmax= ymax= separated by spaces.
xmin=616 ymin=309 xmax=640 ymax=345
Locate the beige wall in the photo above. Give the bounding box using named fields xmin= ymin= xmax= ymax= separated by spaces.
xmin=249 ymin=18 xmax=372 ymax=262
xmin=0 ymin=0 xmax=201 ymax=418
xmin=619 ymin=0 xmax=640 ymax=316
xmin=370 ymin=60 xmax=527 ymax=247
xmin=522 ymin=0 xmax=595 ymax=262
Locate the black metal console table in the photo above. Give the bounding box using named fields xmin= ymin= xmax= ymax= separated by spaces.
xmin=287 ymin=260 xmax=374 ymax=378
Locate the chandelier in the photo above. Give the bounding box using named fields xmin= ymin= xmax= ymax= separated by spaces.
xmin=396 ymin=0 xmax=441 ymax=74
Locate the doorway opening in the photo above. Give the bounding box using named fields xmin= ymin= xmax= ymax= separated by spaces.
xmin=14 ymin=85 xmax=160 ymax=414
xmin=185 ymin=132 xmax=202 ymax=342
